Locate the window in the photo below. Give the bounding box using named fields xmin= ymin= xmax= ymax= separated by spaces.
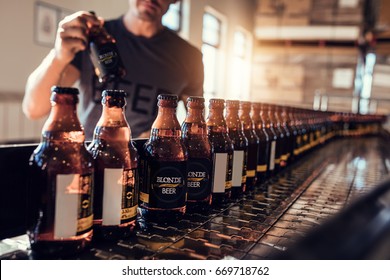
xmin=162 ymin=1 xmax=182 ymax=32
xmin=230 ymin=30 xmax=249 ymax=100
xmin=202 ymin=12 xmax=222 ymax=99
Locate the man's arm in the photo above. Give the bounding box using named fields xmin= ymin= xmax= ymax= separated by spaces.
xmin=23 ymin=11 xmax=100 ymax=119
xmin=23 ymin=51 xmax=80 ymax=119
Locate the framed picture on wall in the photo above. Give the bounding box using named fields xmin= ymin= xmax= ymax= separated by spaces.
xmin=34 ymin=2 xmax=58 ymax=47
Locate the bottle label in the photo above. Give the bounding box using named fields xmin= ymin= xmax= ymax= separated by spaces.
xmin=187 ymin=158 xmax=212 ymax=201
xmin=269 ymin=141 xmax=276 ymax=171
xmin=102 ymin=168 xmax=138 ymax=226
xmin=145 ymin=161 xmax=187 ymax=209
xmin=242 ymin=150 xmax=248 ymax=184
xmin=232 ymin=150 xmax=244 ymax=188
xmin=226 ymin=152 xmax=233 ymax=190
xmin=95 ymin=44 xmax=119 ymax=69
xmin=211 ymin=153 xmax=228 ymax=194
xmin=257 ymin=164 xmax=267 ymax=172
xmin=54 ymin=174 xmax=93 ymax=239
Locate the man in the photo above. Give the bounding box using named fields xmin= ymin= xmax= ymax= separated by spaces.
xmin=23 ymin=0 xmax=204 ymax=139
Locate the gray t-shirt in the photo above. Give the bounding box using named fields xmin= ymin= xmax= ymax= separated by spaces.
xmin=72 ymin=17 xmax=204 ymax=139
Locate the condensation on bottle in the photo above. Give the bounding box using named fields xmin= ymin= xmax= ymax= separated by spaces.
xmin=206 ymin=98 xmax=233 ymax=205
xmin=225 ymin=100 xmax=248 ymax=197
xmin=88 ymin=90 xmax=139 ymax=240
xmin=138 ymin=94 xmax=188 ymax=223
xmin=28 ymin=86 xmax=94 ymax=258
xmin=181 ymin=96 xmax=212 ymax=212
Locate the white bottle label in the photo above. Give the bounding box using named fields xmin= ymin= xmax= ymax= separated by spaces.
xmin=55 ymin=174 xmax=80 ymax=239
xmin=232 ymin=150 xmax=244 ymax=187
xmin=212 ymin=153 xmax=228 ymax=193
xmin=270 ymin=141 xmax=276 ymax=171
xmin=103 ymin=168 xmax=123 ymax=226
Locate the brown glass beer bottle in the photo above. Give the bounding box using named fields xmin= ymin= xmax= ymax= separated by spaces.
xmin=239 ymin=101 xmax=259 ymax=189
xmin=139 ymin=94 xmax=188 ymax=223
xmin=88 ymin=11 xmax=126 ymax=83
xmin=274 ymin=105 xmax=290 ymax=168
xmin=251 ymin=102 xmax=270 ymax=185
xmin=181 ymin=96 xmax=212 ymax=212
xmin=282 ymin=106 xmax=298 ymax=164
xmin=260 ymin=103 xmax=278 ymax=177
xmin=28 ymin=86 xmax=94 ymax=258
xmin=268 ymin=104 xmax=285 ymax=171
xmin=225 ymin=100 xmax=247 ymax=197
xmin=88 ymin=90 xmax=138 ymax=240
xmin=206 ymin=99 xmax=233 ymax=205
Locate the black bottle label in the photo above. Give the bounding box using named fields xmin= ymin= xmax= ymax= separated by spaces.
xmin=90 ymin=42 xmax=121 ymax=80
xmin=96 ymin=44 xmax=119 ymax=69
xmin=187 ymin=158 xmax=211 ymax=201
xmin=141 ymin=161 xmax=187 ymax=209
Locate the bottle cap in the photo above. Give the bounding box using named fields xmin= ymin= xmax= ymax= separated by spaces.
xmin=226 ymin=100 xmax=240 ymax=108
xmin=187 ymin=96 xmax=205 ymax=103
xmin=102 ymin=89 xmax=127 ymax=98
xmin=51 ymin=86 xmax=79 ymax=95
xmin=209 ymin=98 xmax=224 ymax=104
xmin=157 ymin=94 xmax=178 ymax=101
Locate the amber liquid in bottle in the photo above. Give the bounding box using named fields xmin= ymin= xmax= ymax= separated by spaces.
xmin=88 ymin=90 xmax=138 ymax=240
xmin=28 ymin=87 xmax=94 ymax=258
xmin=181 ymin=96 xmax=212 ymax=212
xmin=206 ymin=99 xmax=233 ymax=205
xmin=88 ymin=11 xmax=126 ymax=83
xmin=239 ymin=101 xmax=259 ymax=190
xmin=225 ymin=100 xmax=247 ymax=197
xmin=251 ymin=102 xmax=270 ymax=185
xmin=139 ymin=94 xmax=188 ymax=223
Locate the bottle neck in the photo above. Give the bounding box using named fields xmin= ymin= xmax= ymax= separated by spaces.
xmin=225 ymin=108 xmax=241 ymax=130
xmin=92 ymin=104 xmax=131 ymax=141
xmin=183 ymin=107 xmax=207 ymax=136
xmin=207 ymin=108 xmax=227 ymax=133
xmin=239 ymin=109 xmax=253 ymax=130
xmin=98 ymin=105 xmax=128 ymax=127
xmin=42 ymin=98 xmax=84 ymax=143
xmin=184 ymin=107 xmax=205 ymax=123
xmin=151 ymin=106 xmax=181 ymax=138
xmin=251 ymin=108 xmax=262 ymax=127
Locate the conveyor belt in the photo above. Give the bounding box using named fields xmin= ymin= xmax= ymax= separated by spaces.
xmin=1 ymin=136 xmax=389 ymax=260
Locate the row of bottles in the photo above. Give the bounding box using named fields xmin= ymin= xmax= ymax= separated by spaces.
xmin=27 ymin=86 xmax=386 ymax=258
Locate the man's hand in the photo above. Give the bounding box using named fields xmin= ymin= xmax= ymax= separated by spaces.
xmin=54 ymin=11 xmax=102 ymax=65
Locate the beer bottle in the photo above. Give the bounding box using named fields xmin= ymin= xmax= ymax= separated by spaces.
xmin=266 ymin=104 xmax=283 ymax=173
xmin=274 ymin=105 xmax=290 ymax=168
xmin=88 ymin=11 xmax=126 ymax=83
xmin=251 ymin=102 xmax=269 ymax=185
xmin=88 ymin=90 xmax=138 ymax=240
xmin=139 ymin=94 xmax=188 ymax=223
xmin=282 ymin=106 xmax=298 ymax=164
xmin=28 ymin=86 xmax=93 ymax=258
xmin=225 ymin=100 xmax=247 ymax=197
xmin=260 ymin=103 xmax=278 ymax=178
xmin=181 ymin=96 xmax=212 ymax=212
xmin=290 ymin=107 xmax=303 ymax=159
xmin=206 ymin=99 xmax=233 ymax=205
xmin=239 ymin=101 xmax=259 ymax=189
